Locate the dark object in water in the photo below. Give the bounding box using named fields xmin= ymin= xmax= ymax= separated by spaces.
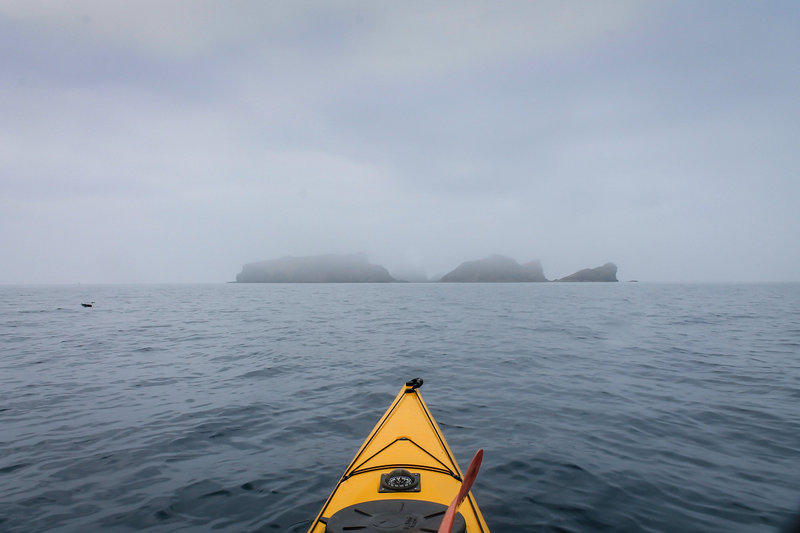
xmin=81 ymin=302 xmax=94 ymax=308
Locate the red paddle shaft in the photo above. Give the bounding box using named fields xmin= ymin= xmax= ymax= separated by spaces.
xmin=437 ymin=449 xmax=484 ymax=533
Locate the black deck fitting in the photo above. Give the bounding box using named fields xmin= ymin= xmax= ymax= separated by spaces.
xmin=405 ymin=377 xmax=423 ymax=390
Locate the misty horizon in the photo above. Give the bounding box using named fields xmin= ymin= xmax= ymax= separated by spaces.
xmin=2 ymin=2 xmax=798 ymax=284
xmin=235 ymin=251 xmax=612 ymax=283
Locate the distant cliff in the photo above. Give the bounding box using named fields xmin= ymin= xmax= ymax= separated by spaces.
xmin=557 ymin=262 xmax=618 ymax=282
xmin=236 ymin=253 xmax=397 ymax=283
xmin=439 ymin=255 xmax=548 ymax=282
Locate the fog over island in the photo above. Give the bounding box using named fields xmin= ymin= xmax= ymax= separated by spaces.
xmin=439 ymin=255 xmax=549 ymax=283
xmin=234 ymin=253 xmax=617 ymax=283
xmin=1 ymin=3 xmax=799 ymax=283
xmin=236 ymin=253 xmax=396 ymax=283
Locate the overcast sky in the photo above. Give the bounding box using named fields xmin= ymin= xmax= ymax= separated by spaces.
xmin=1 ymin=1 xmax=798 ymax=283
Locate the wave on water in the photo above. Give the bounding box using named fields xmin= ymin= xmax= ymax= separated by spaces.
xmin=1 ymin=283 xmax=799 ymax=532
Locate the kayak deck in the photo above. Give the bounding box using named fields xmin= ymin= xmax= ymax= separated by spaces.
xmin=307 ymin=379 xmax=489 ymax=533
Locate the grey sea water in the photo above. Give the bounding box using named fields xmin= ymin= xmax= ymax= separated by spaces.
xmin=1 ymin=283 xmax=799 ymax=533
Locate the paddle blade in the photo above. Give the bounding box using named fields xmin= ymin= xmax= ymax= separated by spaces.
xmin=438 ymin=449 xmax=484 ymax=533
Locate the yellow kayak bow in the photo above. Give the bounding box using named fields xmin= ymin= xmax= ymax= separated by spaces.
xmin=307 ymin=378 xmax=490 ymax=533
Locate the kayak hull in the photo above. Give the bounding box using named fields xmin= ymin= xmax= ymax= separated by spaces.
xmin=307 ymin=380 xmax=489 ymax=532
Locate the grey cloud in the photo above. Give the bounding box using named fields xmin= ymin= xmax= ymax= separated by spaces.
xmin=0 ymin=1 xmax=798 ymax=283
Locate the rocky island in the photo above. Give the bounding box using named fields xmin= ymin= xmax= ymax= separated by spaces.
xmin=439 ymin=255 xmax=548 ymax=282
xmin=235 ymin=253 xmax=397 ymax=283
xmin=556 ymin=262 xmax=618 ymax=282
xmin=235 ymin=254 xmax=621 ymax=283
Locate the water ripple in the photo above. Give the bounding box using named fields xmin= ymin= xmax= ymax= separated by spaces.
xmin=0 ymin=283 xmax=799 ymax=532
